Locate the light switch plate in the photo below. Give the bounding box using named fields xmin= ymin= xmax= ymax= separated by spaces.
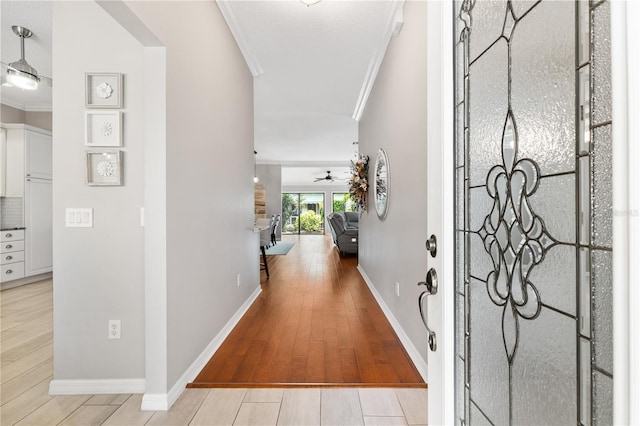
xmin=65 ymin=208 xmax=93 ymax=227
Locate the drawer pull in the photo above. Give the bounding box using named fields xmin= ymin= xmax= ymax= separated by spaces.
xmin=5 ymin=255 xmax=12 ymax=260
xmin=5 ymin=269 xmax=12 ymax=275
xmin=5 ymin=233 xmax=12 ymax=238
xmin=5 ymin=244 xmax=12 ymax=249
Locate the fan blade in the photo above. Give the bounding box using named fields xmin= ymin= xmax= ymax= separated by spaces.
xmin=314 ymin=177 xmax=324 ymax=182
xmin=1 ymin=62 xmax=53 ymax=87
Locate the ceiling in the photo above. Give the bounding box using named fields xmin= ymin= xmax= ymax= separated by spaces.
xmin=0 ymin=0 xmax=400 ymax=185
xmin=0 ymin=1 xmax=52 ymax=111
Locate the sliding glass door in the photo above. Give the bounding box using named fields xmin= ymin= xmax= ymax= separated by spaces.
xmin=282 ymin=193 xmax=325 ymax=235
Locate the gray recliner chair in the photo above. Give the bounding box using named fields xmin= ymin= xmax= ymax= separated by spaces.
xmin=328 ymin=213 xmax=358 ymax=255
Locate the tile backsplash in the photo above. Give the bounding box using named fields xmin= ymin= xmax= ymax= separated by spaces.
xmin=0 ymin=197 xmax=23 ymax=229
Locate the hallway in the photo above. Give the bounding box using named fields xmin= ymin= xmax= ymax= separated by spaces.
xmin=191 ymin=235 xmax=425 ymax=387
xmin=0 ymin=265 xmax=427 ymax=425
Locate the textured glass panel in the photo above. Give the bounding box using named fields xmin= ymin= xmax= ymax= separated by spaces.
xmin=529 ymin=244 xmax=576 ymax=316
xmin=469 ymin=402 xmax=493 ymax=426
xmin=468 ymin=186 xmax=492 ymax=232
xmin=469 ymin=232 xmax=493 ymax=281
xmin=592 ymin=125 xmax=612 ymax=248
xmin=457 ymin=168 xmax=465 ymax=230
xmin=456 ymin=41 xmax=465 ymax=106
xmin=456 ymin=355 xmax=465 ymax=425
xmin=456 ymin=103 xmax=465 ymax=167
xmin=578 ymin=0 xmax=591 ymax=64
xmin=580 ymin=248 xmax=592 ymax=337
xmin=457 ymin=231 xmax=466 ymax=293
xmin=511 ymin=0 xmax=538 ymax=18
xmin=511 ymin=0 xmax=576 ymax=176
xmin=529 ymin=174 xmax=576 ymax=244
xmin=456 ymin=293 xmax=464 ymax=358
xmin=591 ymin=2 xmax=612 ymax=125
xmin=512 ymin=308 xmax=577 ymax=425
xmin=592 ymin=249 xmax=612 ymax=374
xmin=469 ymin=39 xmax=508 ymax=186
xmin=469 ymin=277 xmax=509 ymax=425
xmin=468 ymin=0 xmax=506 ymax=61
xmin=580 ymin=337 xmax=592 ymax=426
xmin=579 ymin=156 xmax=591 ymax=246
xmin=578 ymin=66 xmax=592 ymax=155
xmin=593 ymin=370 xmax=613 ymax=425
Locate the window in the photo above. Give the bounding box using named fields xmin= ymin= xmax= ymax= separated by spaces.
xmin=332 ymin=192 xmax=356 ymax=213
xmin=282 ymin=193 xmax=325 ymax=235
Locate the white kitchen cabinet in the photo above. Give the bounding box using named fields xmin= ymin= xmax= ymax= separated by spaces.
xmin=25 ymin=178 xmax=52 ymax=276
xmin=0 ymin=128 xmax=6 ymax=197
xmin=26 ymin=130 xmax=53 ymax=179
xmin=0 ymin=124 xmax=52 ymax=283
xmin=3 ymin=126 xmax=25 ymax=197
xmin=0 ymin=124 xmax=51 ymax=197
xmin=1 ymin=229 xmax=26 ymax=282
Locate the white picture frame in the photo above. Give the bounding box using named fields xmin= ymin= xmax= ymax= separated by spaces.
xmin=86 ymin=150 xmax=123 ymax=186
xmin=85 ymin=72 xmax=123 ymax=108
xmin=85 ymin=111 xmax=122 ymax=147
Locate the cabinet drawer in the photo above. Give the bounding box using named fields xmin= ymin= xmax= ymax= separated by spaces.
xmin=1 ymin=230 xmax=25 ymax=242
xmin=1 ymin=262 xmax=25 ymax=282
xmin=1 ymin=251 xmax=24 ymax=265
xmin=1 ymin=240 xmax=24 ymax=253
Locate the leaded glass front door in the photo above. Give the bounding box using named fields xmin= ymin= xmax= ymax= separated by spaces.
xmin=454 ymin=0 xmax=613 ymax=424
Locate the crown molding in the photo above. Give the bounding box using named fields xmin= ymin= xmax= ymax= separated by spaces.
xmin=216 ymin=1 xmax=264 ymax=77
xmin=352 ymin=1 xmax=405 ymax=122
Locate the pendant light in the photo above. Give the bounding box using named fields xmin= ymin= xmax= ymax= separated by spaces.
xmin=6 ymin=26 xmax=40 ymax=90
xmin=253 ymin=150 xmax=259 ymax=183
xmin=300 ymin=0 xmax=321 ymax=6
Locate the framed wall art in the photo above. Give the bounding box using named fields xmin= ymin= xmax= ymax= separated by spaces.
xmin=85 ymin=72 xmax=123 ymax=108
xmin=85 ymin=111 xmax=122 ymax=147
xmin=374 ymin=148 xmax=390 ymax=220
xmin=86 ymin=150 xmax=123 ymax=186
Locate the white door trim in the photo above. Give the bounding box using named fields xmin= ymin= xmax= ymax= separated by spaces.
xmin=426 ymin=0 xmax=455 ymax=424
xmin=611 ymin=1 xmax=639 ymax=424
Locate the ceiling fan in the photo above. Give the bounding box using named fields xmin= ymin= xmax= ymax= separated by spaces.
xmin=1 ymin=26 xmax=52 ymax=90
xmin=314 ymin=171 xmax=336 ymax=183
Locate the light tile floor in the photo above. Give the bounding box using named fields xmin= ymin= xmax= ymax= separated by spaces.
xmin=9 ymin=387 xmax=427 ymax=425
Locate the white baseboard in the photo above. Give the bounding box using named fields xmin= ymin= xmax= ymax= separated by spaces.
xmin=49 ymin=378 xmax=145 ymax=395
xmin=141 ymin=285 xmax=263 ymax=411
xmin=357 ymin=265 xmax=428 ymax=382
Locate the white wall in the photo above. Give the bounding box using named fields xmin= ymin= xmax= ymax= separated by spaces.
xmin=124 ymin=1 xmax=257 ymax=390
xmin=52 ymin=1 xmax=146 ymax=380
xmin=357 ymin=1 xmax=428 ymax=366
xmin=256 ymin=164 xmax=282 ymax=239
xmin=52 ymin=0 xmax=257 ymax=399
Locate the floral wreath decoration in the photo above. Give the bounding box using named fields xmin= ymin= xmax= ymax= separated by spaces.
xmin=349 ymin=154 xmax=369 ymax=212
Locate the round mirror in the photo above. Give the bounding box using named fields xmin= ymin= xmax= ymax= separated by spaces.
xmin=374 ymin=148 xmax=389 ymax=220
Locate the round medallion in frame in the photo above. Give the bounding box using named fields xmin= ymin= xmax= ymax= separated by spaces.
xmin=374 ymin=148 xmax=390 ymax=220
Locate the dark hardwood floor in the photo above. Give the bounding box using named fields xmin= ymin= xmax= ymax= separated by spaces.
xmin=189 ymin=234 xmax=426 ymax=388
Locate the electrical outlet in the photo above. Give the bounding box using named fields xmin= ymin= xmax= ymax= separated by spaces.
xmin=237 ymin=273 xmax=241 ymax=287
xmin=395 ymin=282 xmax=400 ymax=297
xmin=109 ymin=320 xmax=121 ymax=339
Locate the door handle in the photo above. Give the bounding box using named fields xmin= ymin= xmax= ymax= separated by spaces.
xmin=418 ymin=268 xmax=438 ymax=295
xmin=418 ymin=268 xmax=438 ymax=352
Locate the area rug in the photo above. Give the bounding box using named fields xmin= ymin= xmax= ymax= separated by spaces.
xmin=265 ymin=241 xmax=294 ymax=255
